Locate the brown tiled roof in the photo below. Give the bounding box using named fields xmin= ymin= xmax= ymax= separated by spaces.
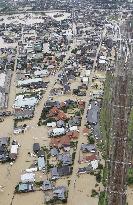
xmin=66 ymin=131 xmax=79 ymax=139
xmin=57 ymin=111 xmax=68 ymax=120
xmin=78 ymin=100 xmax=85 ymax=108
xmin=85 ymin=154 xmax=97 ymax=161
xmin=50 ymin=107 xmax=59 ymax=115
xmin=50 ymin=136 xmax=70 ymax=148
xmin=79 ymin=154 xmax=97 ymax=164
xmin=60 ymin=102 xmax=66 ymax=108
xmin=78 ymin=100 xmax=85 ymax=106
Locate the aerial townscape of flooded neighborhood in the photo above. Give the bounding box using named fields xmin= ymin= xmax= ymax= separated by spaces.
xmin=0 ymin=0 xmax=133 ymax=205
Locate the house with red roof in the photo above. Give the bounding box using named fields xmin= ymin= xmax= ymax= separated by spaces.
xmin=50 ymin=136 xmax=70 ymax=148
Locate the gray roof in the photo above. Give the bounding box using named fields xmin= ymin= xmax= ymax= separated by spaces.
xmin=0 ymin=137 xmax=9 ymax=146
xmin=37 ymin=149 xmax=45 ymax=157
xmin=87 ymin=109 xmax=98 ymax=124
xmin=93 ymin=123 xmax=100 ymax=138
xmin=56 ymin=120 xmax=65 ymax=128
xmin=81 ymin=144 xmax=96 ymax=152
xmin=45 ymin=100 xmax=60 ymax=108
xmin=58 ymin=166 xmax=72 ymax=176
xmin=64 ymin=84 xmax=71 ymax=92
xmin=78 ymin=164 xmax=92 ymax=173
xmin=58 ymin=153 xmax=72 ymax=165
xmin=0 ymin=145 xmax=6 ymax=153
xmin=53 ymin=186 xmax=66 ymax=200
xmin=87 ymin=101 xmax=99 ymax=124
xmin=50 ymin=148 xmax=59 ymax=157
xmin=19 ymin=183 xmax=28 ymax=191
xmin=38 ymin=157 xmax=45 ymax=169
xmin=14 ymin=109 xmax=34 ymax=119
xmin=51 ymin=167 xmax=59 ymax=179
xmin=18 ymin=183 xmax=34 ymax=192
xmin=33 ymin=143 xmax=40 ymax=152
xmin=42 ymin=180 xmax=52 ymax=191
xmin=68 ymin=116 xmax=81 ymax=127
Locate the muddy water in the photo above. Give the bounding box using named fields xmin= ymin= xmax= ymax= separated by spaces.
xmin=45 ymin=12 xmax=71 ymax=22
xmin=0 ymin=13 xmax=44 ymax=25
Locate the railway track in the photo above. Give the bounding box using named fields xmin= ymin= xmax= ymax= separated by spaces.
xmin=108 ymin=75 xmax=128 ymax=205
xmin=107 ymin=19 xmax=131 ymax=205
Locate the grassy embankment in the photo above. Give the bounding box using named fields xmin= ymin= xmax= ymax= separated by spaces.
xmin=98 ymin=71 xmax=114 ymax=205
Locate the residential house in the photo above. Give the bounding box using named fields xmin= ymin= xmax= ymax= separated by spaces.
xmin=0 ymin=137 xmax=9 ymax=146
xmin=49 ymin=107 xmax=59 ymax=116
xmin=50 ymin=136 xmax=70 ymax=148
xmin=42 ymin=180 xmax=53 ymax=191
xmin=45 ymin=101 xmax=60 ymax=109
xmin=33 ymin=143 xmax=40 ymax=153
xmin=34 ymin=70 xmax=49 ymax=77
xmin=91 ymin=160 xmax=99 ymax=170
xmin=81 ymin=144 xmax=96 ymax=153
xmin=18 ymin=183 xmax=34 ymax=193
xmin=63 ymin=84 xmax=71 ymax=94
xmin=79 ymin=154 xmax=97 ymax=164
xmin=68 ymin=116 xmax=81 ymax=127
xmin=87 ymin=101 xmax=99 ymax=125
xmin=50 ymin=147 xmax=59 ymax=157
xmin=17 ymin=78 xmax=43 ymax=87
xmin=66 ymin=131 xmax=79 ymax=139
xmin=21 ymin=173 xmax=35 ymax=183
xmin=56 ymin=120 xmax=65 ymax=128
xmin=0 ymin=137 xmax=9 ymax=162
xmin=53 ymin=186 xmax=67 ymax=200
xmin=78 ymin=100 xmax=85 ymax=109
xmin=57 ymin=111 xmax=67 ymax=121
xmin=0 ymin=146 xmax=9 ymax=162
xmin=9 ymin=144 xmax=19 ymax=161
xmin=51 ymin=167 xmax=59 ymax=180
xmin=14 ymin=108 xmax=34 ymax=120
xmin=37 ymin=149 xmax=45 ymax=157
xmin=58 ymin=153 xmax=72 ymax=166
xmin=77 ymin=164 xmax=93 ymax=174
xmin=58 ymin=166 xmax=72 ymax=177
xmin=14 ymin=95 xmax=38 ymax=109
xmin=38 ymin=157 xmax=45 ymax=170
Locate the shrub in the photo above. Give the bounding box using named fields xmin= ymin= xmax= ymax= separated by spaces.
xmin=89 ymin=137 xmax=95 ymax=144
xmin=75 ymin=111 xmax=81 ymax=116
xmin=68 ymin=180 xmax=71 ymax=186
xmin=91 ymin=189 xmax=98 ymax=197
xmin=128 ymin=168 xmax=133 ymax=185
xmin=35 ymin=181 xmax=43 ymax=187
xmin=72 ymin=152 xmax=76 ymax=163
xmin=98 ymin=191 xmax=107 ymax=205
xmin=98 ymin=164 xmax=103 ymax=170
xmin=96 ymin=173 xmax=101 ymax=183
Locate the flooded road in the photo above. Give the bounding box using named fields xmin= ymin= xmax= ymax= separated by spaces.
xmin=0 ymin=19 xmax=77 ymax=205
